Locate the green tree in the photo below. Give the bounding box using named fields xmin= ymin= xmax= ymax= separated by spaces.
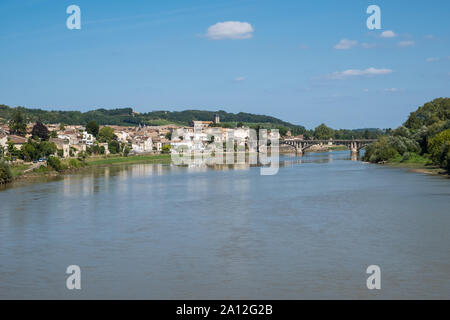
xmin=108 ymin=140 xmax=120 ymax=154
xmin=98 ymin=126 xmax=116 ymax=142
xmin=404 ymin=98 xmax=450 ymax=130
xmin=22 ymin=142 xmax=38 ymax=161
xmin=314 ymin=123 xmax=334 ymax=140
xmin=161 ymin=144 xmax=172 ymax=154
xmin=39 ymin=141 xmax=57 ymax=158
xmin=428 ymin=129 xmax=450 ymax=167
xmin=0 ymin=160 xmax=12 ymax=184
xmin=86 ymin=120 xmax=99 ymax=137
xmin=9 ymin=109 xmax=27 ymax=136
xmin=47 ymin=156 xmax=64 ymax=172
xmin=363 ymin=137 xmax=400 ymax=163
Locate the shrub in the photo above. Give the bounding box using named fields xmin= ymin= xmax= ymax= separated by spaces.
xmin=68 ymin=159 xmax=81 ymax=169
xmin=47 ymin=156 xmax=64 ymax=172
xmin=364 ymin=137 xmax=400 ymax=163
xmin=364 ymin=135 xmax=420 ymax=163
xmin=161 ymin=144 xmax=172 ymax=154
xmin=0 ymin=160 xmax=12 ymax=184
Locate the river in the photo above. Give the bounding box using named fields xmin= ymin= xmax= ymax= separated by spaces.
xmin=0 ymin=151 xmax=449 ymax=299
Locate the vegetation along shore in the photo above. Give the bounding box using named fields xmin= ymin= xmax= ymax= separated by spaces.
xmin=363 ymin=98 xmax=449 ymax=177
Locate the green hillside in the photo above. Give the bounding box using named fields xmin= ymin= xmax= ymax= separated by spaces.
xmin=0 ymin=104 xmax=306 ymax=134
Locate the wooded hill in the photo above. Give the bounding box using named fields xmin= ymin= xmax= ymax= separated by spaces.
xmin=0 ymin=105 xmax=305 ymax=133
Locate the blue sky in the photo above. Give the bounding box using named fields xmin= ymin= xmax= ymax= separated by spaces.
xmin=0 ymin=0 xmax=449 ymax=129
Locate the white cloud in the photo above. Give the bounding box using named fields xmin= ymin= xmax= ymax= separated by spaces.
xmin=424 ymin=34 xmax=435 ymax=39
xmin=233 ymin=76 xmax=246 ymax=82
xmin=397 ymin=40 xmax=415 ymax=47
xmin=426 ymin=57 xmax=440 ymax=62
xmin=298 ymin=44 xmax=309 ymax=50
xmin=326 ymin=67 xmax=393 ymax=80
xmin=334 ymin=38 xmax=358 ymax=50
xmin=380 ymin=30 xmax=396 ymax=38
xmin=206 ymin=21 xmax=254 ymax=40
xmin=384 ymin=88 xmax=398 ymax=92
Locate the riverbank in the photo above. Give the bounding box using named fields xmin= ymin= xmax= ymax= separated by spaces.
xmin=85 ymin=154 xmax=172 ymax=166
xmin=375 ymin=152 xmax=449 ymax=177
xmin=7 ymin=153 xmax=172 ymax=183
xmin=383 ymin=161 xmax=448 ymax=177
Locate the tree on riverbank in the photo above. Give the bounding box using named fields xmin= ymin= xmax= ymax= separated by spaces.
xmin=363 ymin=98 xmax=450 ymax=171
xmin=0 ymin=160 xmax=12 ymax=184
xmin=428 ymin=129 xmax=450 ymax=171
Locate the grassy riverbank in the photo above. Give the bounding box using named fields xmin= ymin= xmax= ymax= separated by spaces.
xmin=85 ymin=154 xmax=172 ymax=166
xmin=377 ymin=153 xmax=449 ymax=177
xmin=10 ymin=164 xmax=32 ymax=178
xmin=6 ymin=153 xmax=172 ymax=183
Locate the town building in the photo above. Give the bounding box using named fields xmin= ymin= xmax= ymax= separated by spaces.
xmin=49 ymin=138 xmax=70 ymax=158
xmin=8 ymin=135 xmax=27 ymax=149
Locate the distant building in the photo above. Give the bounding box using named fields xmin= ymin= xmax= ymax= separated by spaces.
xmin=81 ymin=131 xmax=95 ymax=146
xmin=215 ymin=114 xmax=220 ymax=124
xmin=49 ymin=138 xmax=70 ymax=158
xmin=131 ymin=136 xmax=153 ymax=153
xmin=193 ymin=121 xmax=213 ymax=130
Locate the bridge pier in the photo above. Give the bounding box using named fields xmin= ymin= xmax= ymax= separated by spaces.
xmin=350 ymin=142 xmax=359 ymax=154
xmin=350 ymin=142 xmax=359 ymax=160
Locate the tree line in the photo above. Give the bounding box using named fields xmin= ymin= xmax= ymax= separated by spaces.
xmin=363 ymin=97 xmax=450 ymax=172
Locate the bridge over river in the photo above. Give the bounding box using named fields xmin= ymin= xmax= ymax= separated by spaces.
xmin=281 ymin=138 xmax=377 ymax=155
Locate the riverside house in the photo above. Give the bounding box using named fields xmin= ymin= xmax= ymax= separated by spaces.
xmin=131 ymin=136 xmax=153 ymax=153
xmin=49 ymin=138 xmax=70 ymax=158
xmin=8 ymin=135 xmax=27 ymax=149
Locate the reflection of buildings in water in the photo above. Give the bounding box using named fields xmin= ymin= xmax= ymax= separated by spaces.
xmin=128 ymin=164 xmax=166 ymax=178
xmin=103 ymin=167 xmax=110 ymax=193
xmin=82 ymin=175 xmax=95 ymax=196
xmin=131 ymin=164 xmax=152 ymax=177
xmin=63 ymin=175 xmax=73 ymax=197
xmin=62 ymin=173 xmax=96 ymax=197
xmin=280 ymin=159 xmax=303 ymax=167
xmin=327 ymin=153 xmax=333 ymax=163
xmin=178 ymin=153 xmax=263 ymax=172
